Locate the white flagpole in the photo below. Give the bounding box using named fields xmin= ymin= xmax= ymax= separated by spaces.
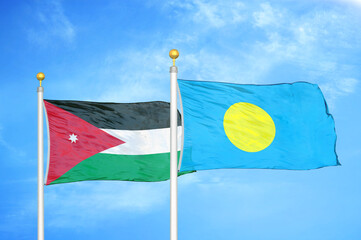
xmin=169 ymin=49 xmax=179 ymax=240
xmin=37 ymin=72 xmax=45 ymax=240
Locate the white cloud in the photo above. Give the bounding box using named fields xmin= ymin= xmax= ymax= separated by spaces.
xmin=243 ymin=3 xmax=361 ymax=105
xmin=165 ymin=0 xmax=246 ymax=28
xmin=95 ymin=48 xmax=171 ymax=103
xmin=253 ymin=2 xmax=283 ymax=27
xmin=333 ymin=0 xmax=361 ymax=7
xmin=319 ymin=78 xmax=359 ymax=108
xmin=180 ymin=50 xmax=251 ymax=84
xmin=72 ymin=0 xmax=360 ymax=115
xmin=27 ymin=0 xmax=75 ymax=45
xmin=338 ymin=78 xmax=358 ymax=93
xmin=160 ymin=1 xmax=361 ymax=107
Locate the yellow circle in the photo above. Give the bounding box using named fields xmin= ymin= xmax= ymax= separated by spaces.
xmin=223 ymin=102 xmax=276 ymax=152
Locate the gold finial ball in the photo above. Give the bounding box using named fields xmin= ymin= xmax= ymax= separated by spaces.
xmin=169 ymin=49 xmax=179 ymax=60
xmin=36 ymin=72 xmax=45 ymax=81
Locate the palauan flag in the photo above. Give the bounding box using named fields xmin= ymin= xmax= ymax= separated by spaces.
xmin=178 ymin=79 xmax=339 ymax=172
xmin=44 ymin=100 xmax=184 ymax=185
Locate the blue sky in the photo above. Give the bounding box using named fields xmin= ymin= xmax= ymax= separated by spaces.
xmin=1 ymin=0 xmax=361 ymax=239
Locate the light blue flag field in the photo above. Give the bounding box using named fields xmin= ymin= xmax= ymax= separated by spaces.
xmin=178 ymin=79 xmax=339 ymax=172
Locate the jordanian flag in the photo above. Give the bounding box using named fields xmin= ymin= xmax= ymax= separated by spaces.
xmin=44 ymin=100 xmax=184 ymax=185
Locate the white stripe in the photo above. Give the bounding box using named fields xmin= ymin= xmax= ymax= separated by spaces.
xmin=101 ymin=126 xmax=182 ymax=155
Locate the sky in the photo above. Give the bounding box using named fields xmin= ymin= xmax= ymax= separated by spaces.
xmin=1 ymin=0 xmax=361 ymax=239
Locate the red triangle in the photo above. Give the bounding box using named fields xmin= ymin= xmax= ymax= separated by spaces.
xmin=44 ymin=101 xmax=125 ymax=185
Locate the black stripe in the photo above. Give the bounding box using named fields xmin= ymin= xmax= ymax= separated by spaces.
xmin=45 ymin=100 xmax=181 ymax=130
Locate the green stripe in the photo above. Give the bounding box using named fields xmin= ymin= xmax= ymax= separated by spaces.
xmin=49 ymin=152 xmax=192 ymax=185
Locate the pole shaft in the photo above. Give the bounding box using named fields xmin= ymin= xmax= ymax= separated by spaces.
xmin=37 ymin=86 xmax=44 ymax=240
xmin=170 ymin=66 xmax=178 ymax=240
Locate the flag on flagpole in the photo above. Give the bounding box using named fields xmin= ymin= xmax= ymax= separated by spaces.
xmin=177 ymin=79 xmax=339 ymax=172
xmin=44 ymin=100 xmax=187 ymax=185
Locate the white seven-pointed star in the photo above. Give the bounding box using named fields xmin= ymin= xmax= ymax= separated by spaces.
xmin=69 ymin=133 xmax=78 ymax=143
